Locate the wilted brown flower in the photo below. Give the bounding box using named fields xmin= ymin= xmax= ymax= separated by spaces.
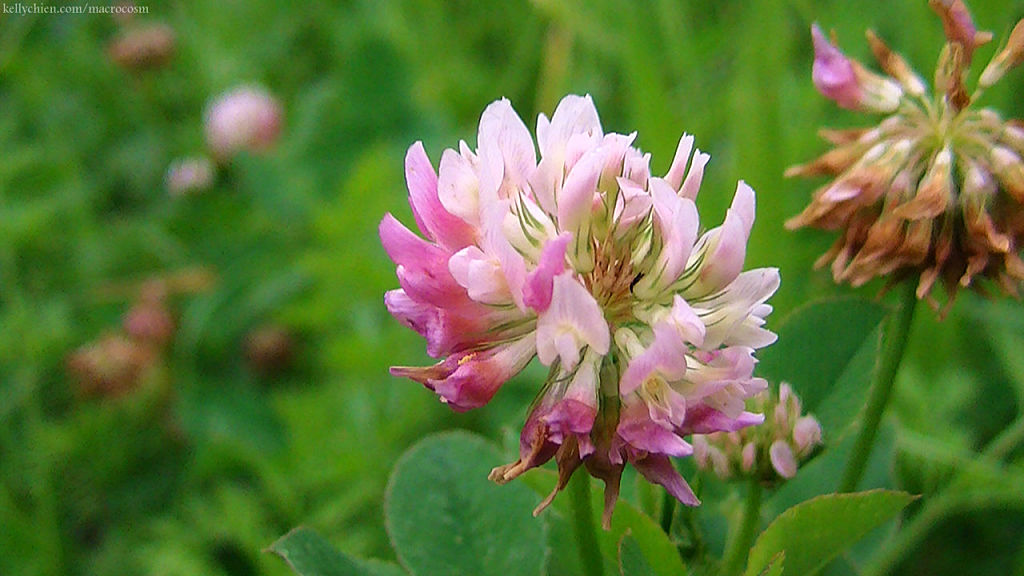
xmin=67 ymin=334 xmax=157 ymax=398
xmin=107 ymin=23 xmax=176 ymax=72
xmin=244 ymin=325 xmax=294 ymax=376
xmin=789 ymin=1 xmax=1024 ymax=312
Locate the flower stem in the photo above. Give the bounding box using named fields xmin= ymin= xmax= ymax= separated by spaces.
xmin=722 ymin=478 xmax=763 ymax=576
xmin=569 ymin=471 xmax=605 ymax=576
xmin=861 ymin=412 xmax=1024 ymax=576
xmin=839 ymin=280 xmax=917 ymax=493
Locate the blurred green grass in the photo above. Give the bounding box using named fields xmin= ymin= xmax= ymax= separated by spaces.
xmin=1 ymin=1 xmax=1023 ymax=575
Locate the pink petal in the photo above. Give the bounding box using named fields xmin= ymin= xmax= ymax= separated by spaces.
xmin=477 ymin=98 xmax=536 ymax=202
xmin=523 ymin=232 xmax=572 ymax=312
xmin=427 ymin=337 xmax=536 ymax=411
xmin=679 ymin=150 xmax=710 ymax=200
xmin=531 ymin=95 xmax=603 ymax=215
xmin=448 ymin=246 xmax=511 ymax=305
xmin=811 ymin=24 xmax=861 ymax=109
xmin=741 ymin=442 xmax=757 ymax=472
xmin=663 ymin=134 xmax=695 ymax=191
xmin=405 ymin=142 xmax=476 ymax=251
xmin=681 ymin=405 xmax=764 ymax=434
xmin=476 ymin=200 xmax=528 ymax=309
xmin=437 ymin=146 xmax=482 ymax=225
xmin=618 ymin=420 xmax=692 ymax=458
xmin=633 ymin=454 xmax=700 ymax=506
xmin=770 ymin=440 xmax=798 ymax=478
xmin=620 ymin=322 xmax=688 ymax=395
xmin=543 ymin=399 xmax=598 ymax=455
xmin=793 ymin=416 xmax=823 ymax=453
xmin=669 ymin=295 xmax=706 ymax=346
xmin=535 ymin=273 xmax=610 ymax=367
xmin=647 ymin=178 xmax=699 ymax=286
xmin=695 ymin=181 xmax=756 ymax=292
xmin=537 ymin=94 xmax=602 ymax=157
xmin=558 ymin=149 xmax=603 ymax=232
xmin=380 ymin=214 xmax=468 ymax=307
xmin=384 ymin=289 xmax=504 ymax=358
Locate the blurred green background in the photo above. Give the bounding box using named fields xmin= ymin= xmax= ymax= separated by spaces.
xmin=1 ymin=0 xmax=1023 ymax=574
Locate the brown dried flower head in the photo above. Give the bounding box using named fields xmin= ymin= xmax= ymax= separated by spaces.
xmin=108 ymin=23 xmax=176 ymax=72
xmin=67 ymin=334 xmax=156 ymax=398
xmin=789 ymin=1 xmax=1024 ymax=313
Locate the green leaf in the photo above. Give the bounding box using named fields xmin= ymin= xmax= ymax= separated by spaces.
xmin=268 ymin=527 xmax=406 ymax=576
xmin=758 ymin=297 xmax=887 ymax=435
xmin=759 ymin=298 xmax=887 ymax=407
xmin=618 ymin=533 xmax=656 ymax=576
xmin=521 ymin=469 xmax=688 ymax=576
xmin=744 ymin=490 xmax=916 ymax=576
xmin=385 ymin=431 xmax=548 ymax=576
xmin=758 ymin=552 xmax=785 ymax=576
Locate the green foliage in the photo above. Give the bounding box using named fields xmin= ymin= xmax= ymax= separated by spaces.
xmin=758 ymin=297 xmax=888 ymax=435
xmin=521 ymin=469 xmax=688 ymax=576
xmin=744 ymin=491 xmax=916 ymax=576
xmin=270 ymin=527 xmax=406 ymax=576
xmin=384 ymin=432 xmax=549 ymax=576
xmin=617 ymin=534 xmax=657 ymax=576
xmin=2 ymin=0 xmax=1024 ymax=575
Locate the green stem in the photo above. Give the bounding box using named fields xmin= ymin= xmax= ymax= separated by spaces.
xmin=861 ymin=412 xmax=1024 ymax=576
xmin=839 ymin=281 xmax=918 ymax=493
xmin=722 ymin=478 xmax=763 ymax=576
xmin=569 ymin=471 xmax=604 ymax=576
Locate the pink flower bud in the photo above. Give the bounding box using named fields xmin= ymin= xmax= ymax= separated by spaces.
xmin=793 ymin=415 xmax=824 ymax=455
xmin=204 ymin=86 xmax=283 ymax=161
xmin=769 ymin=440 xmax=798 ymax=479
xmin=123 ymin=299 xmax=175 ymax=347
xmin=741 ymin=442 xmax=757 ymax=473
xmin=811 ymin=24 xmax=861 ymax=109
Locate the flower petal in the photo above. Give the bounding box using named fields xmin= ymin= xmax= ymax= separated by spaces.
xmin=523 ymin=232 xmax=572 ymax=312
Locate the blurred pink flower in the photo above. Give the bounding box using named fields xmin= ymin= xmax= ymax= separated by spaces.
xmin=204 ymin=86 xmax=283 ymax=161
xmin=382 ymin=95 xmax=779 ymax=526
xmin=165 ymin=156 xmax=214 ymax=196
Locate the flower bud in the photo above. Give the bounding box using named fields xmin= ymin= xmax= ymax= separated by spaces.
xmin=811 ymin=24 xmax=861 ymax=110
xmin=929 ymin=0 xmax=992 ymax=62
xmin=793 ymin=416 xmax=824 ymax=454
xmin=692 ymin=382 xmax=823 ymax=484
xmin=769 ymin=440 xmax=798 ymax=479
xmin=123 ymin=298 xmax=175 ymax=347
xmin=980 ymin=19 xmax=1024 ymax=87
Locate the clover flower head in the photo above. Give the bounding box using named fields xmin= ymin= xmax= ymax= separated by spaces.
xmin=204 ymin=86 xmax=283 ymax=161
xmin=790 ymin=2 xmax=1024 ymax=313
xmin=693 ymin=383 xmax=822 ymax=483
xmin=382 ymin=95 xmax=779 ymax=526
